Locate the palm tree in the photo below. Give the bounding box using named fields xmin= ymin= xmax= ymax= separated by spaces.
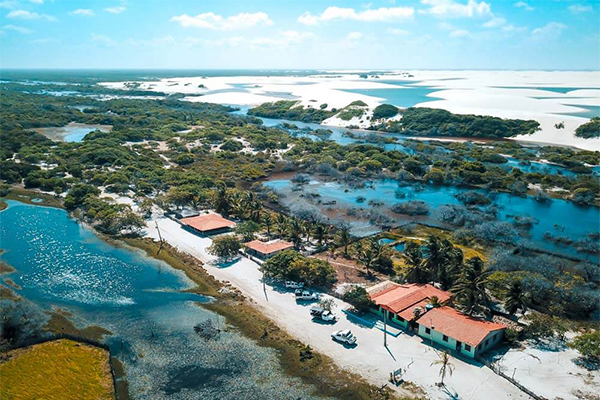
xmin=431 ymin=351 xmax=455 ymax=386
xmin=353 ymin=238 xmax=381 ymax=277
xmin=275 ymin=214 xmax=288 ymax=236
xmin=262 ymin=212 xmax=273 ymax=239
xmin=451 ymin=257 xmax=490 ymax=316
xmin=288 ymin=219 xmax=304 ymax=249
xmin=313 ymin=224 xmax=329 ymax=247
xmin=422 ymin=235 xmax=442 ymax=272
xmin=505 ymin=280 xmax=528 ymax=316
xmin=214 ymin=184 xmax=231 ymax=217
xmin=336 ymin=226 xmax=352 ymax=257
xmin=403 ymin=241 xmax=427 ymax=283
xmin=428 ymin=295 xmax=441 ymax=308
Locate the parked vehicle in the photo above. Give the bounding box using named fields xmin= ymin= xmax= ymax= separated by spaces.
xmin=310 ymin=306 xmax=336 ymax=322
xmin=331 ymin=329 xmax=357 ymax=345
xmin=285 ymin=281 xmax=304 ymax=289
xmin=295 ymin=289 xmax=318 ymax=301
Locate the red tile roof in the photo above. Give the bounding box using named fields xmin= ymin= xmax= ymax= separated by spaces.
xmin=181 ymin=214 xmax=236 ymax=232
xmin=417 ymin=306 xmax=506 ymax=347
xmin=245 ymin=239 xmax=294 ymax=255
xmin=368 ymin=281 xmax=451 ymax=319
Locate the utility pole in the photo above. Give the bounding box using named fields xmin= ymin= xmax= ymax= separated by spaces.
xmin=384 ymin=309 xmax=387 ymax=347
xmin=155 ymin=220 xmax=164 ymax=255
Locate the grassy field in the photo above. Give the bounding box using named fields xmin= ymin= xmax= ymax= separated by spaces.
xmin=0 ymin=339 xmax=114 ymax=400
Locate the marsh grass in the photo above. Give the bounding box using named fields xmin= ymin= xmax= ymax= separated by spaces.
xmin=0 ymin=339 xmax=114 ymax=400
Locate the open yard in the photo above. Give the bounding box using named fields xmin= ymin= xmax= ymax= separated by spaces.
xmin=0 ymin=339 xmax=114 ymax=400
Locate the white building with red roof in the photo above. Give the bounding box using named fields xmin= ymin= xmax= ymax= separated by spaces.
xmin=244 ymin=239 xmax=294 ymax=260
xmin=367 ymin=281 xmax=452 ymax=330
xmin=416 ymin=306 xmax=506 ymax=358
xmin=180 ymin=213 xmax=236 ymax=235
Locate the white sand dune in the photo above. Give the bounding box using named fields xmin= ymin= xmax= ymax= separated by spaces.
xmin=102 ymin=71 xmax=600 ymax=150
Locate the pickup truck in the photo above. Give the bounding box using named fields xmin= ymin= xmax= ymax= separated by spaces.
xmin=331 ymin=329 xmax=357 ymax=345
xmin=285 ymin=281 xmax=304 ymax=289
xmin=310 ymin=306 xmax=336 ymax=322
xmin=295 ymin=289 xmax=318 ymax=301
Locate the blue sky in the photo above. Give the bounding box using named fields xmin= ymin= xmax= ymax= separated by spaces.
xmin=1 ymin=0 xmax=598 ymax=70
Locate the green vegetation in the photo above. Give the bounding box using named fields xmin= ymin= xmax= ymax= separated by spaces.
xmin=261 ymin=250 xmax=337 ymax=288
xmin=372 ymin=104 xmax=399 ymax=120
xmin=0 ymin=339 xmax=114 ymax=400
xmin=342 ymin=286 xmax=375 ymax=312
xmin=336 ymin=101 xmax=368 ymax=121
xmin=575 ymin=117 xmax=600 ymax=139
xmin=568 ymin=331 xmax=600 ymax=363
xmin=207 ymin=235 xmax=242 ymax=261
xmin=381 ymin=107 xmax=540 ymax=138
xmin=248 ymin=100 xmax=336 ymax=123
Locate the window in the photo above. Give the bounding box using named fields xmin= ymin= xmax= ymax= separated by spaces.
xmin=484 ymin=339 xmax=489 ymax=346
xmin=465 ymin=344 xmax=471 ymax=352
xmin=425 ymin=327 xmax=431 ymax=335
xmin=397 ymin=316 xmax=404 ymax=322
xmin=442 ymin=335 xmax=448 ymax=342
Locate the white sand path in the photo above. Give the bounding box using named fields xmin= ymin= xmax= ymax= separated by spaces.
xmin=145 ymin=216 xmax=534 ymax=400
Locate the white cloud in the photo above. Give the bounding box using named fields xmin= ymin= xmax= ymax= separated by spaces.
xmin=449 ymin=29 xmax=469 ymax=37
xmin=30 ymin=38 xmax=57 ymax=44
xmin=0 ymin=1 xmax=18 ymax=9
xmin=70 ymin=9 xmax=95 ymax=17
xmin=568 ymin=4 xmax=592 ymax=13
xmin=2 ymin=24 xmax=33 ymax=34
xmin=531 ymin=22 xmax=566 ymax=39
xmin=438 ymin=21 xmax=470 ymax=37
xmin=92 ymin=33 xmax=177 ymax=48
xmin=514 ymin=1 xmax=534 ymax=11
xmin=29 ymin=0 xmax=44 ymax=3
xmin=483 ymin=17 xmax=505 ymax=28
xmin=200 ymin=30 xmax=314 ymax=48
xmin=420 ymin=0 xmax=492 ymax=18
xmin=387 ymin=27 xmax=409 ymax=35
xmin=171 ymin=12 xmax=273 ymax=30
xmin=105 ymin=6 xmax=126 ymax=14
xmin=6 ymin=9 xmax=56 ymax=21
xmin=347 ymin=31 xmax=363 ymax=40
xmin=297 ymin=6 xmax=414 ymax=25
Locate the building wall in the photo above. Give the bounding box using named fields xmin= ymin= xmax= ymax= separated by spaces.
xmin=474 ymin=330 xmax=504 ymax=357
xmin=416 ymin=324 xmax=477 ymax=358
xmin=370 ymin=307 xmax=409 ymax=329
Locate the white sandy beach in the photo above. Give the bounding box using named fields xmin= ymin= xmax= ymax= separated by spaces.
xmin=141 ymin=215 xmax=598 ymax=400
xmin=101 ymin=71 xmax=600 ymax=150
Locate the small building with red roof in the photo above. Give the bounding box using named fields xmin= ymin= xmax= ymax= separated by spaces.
xmin=367 ymin=281 xmax=452 ymax=330
xmin=416 ymin=306 xmax=506 ymax=358
xmin=244 ymin=239 xmax=294 ymax=260
xmin=180 ymin=213 xmax=236 ymax=235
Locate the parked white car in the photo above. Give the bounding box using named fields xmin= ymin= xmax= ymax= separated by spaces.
xmin=295 ymin=289 xmax=318 ymax=301
xmin=331 ymin=329 xmax=357 ymax=345
xmin=310 ymin=306 xmax=336 ymax=322
xmin=285 ymin=281 xmax=304 ymax=289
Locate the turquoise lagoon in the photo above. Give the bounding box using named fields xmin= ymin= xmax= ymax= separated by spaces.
xmin=0 ymin=201 xmax=329 ymax=400
xmin=265 ymin=178 xmax=599 ymax=261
